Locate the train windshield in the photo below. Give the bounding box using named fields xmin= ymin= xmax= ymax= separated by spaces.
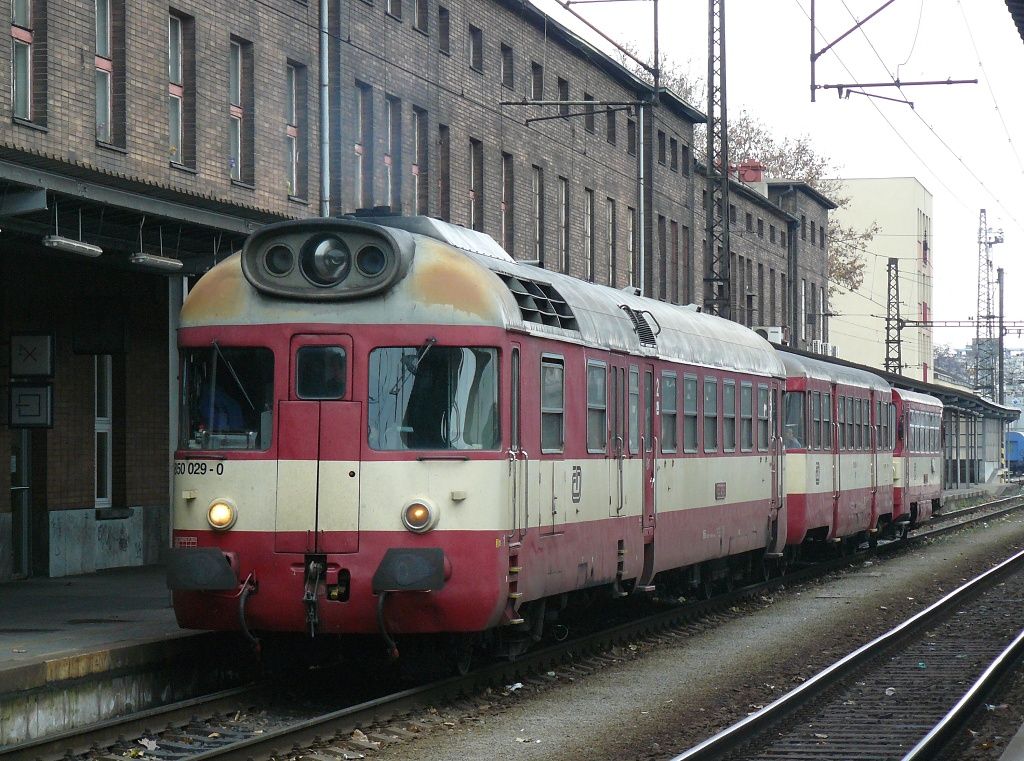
xmin=782 ymin=391 xmax=805 ymax=449
xmin=368 ymin=346 xmax=499 ymax=450
xmin=180 ymin=345 xmax=274 ymax=451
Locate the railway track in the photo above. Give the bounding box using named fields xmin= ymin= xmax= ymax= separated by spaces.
xmin=6 ymin=490 xmax=1023 ymax=761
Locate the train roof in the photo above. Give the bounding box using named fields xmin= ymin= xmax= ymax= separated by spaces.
xmin=891 ymin=387 xmax=943 ymax=409
xmin=780 ymin=351 xmax=889 ymax=392
xmin=183 ymin=215 xmax=785 ymax=379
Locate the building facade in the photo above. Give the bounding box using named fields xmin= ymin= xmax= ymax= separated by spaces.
xmin=829 ymin=177 xmax=934 ymax=382
xmin=0 ymin=0 xmax=832 ymax=579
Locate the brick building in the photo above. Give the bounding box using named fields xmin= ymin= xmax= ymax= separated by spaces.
xmin=0 ymin=0 xmax=832 ymax=579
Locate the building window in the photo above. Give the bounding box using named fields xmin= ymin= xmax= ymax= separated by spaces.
xmin=95 ymin=355 xmax=112 ymax=509
xmin=820 ymin=226 xmax=826 ymax=249
xmin=627 ymin=205 xmax=636 ymax=287
xmin=355 ymin=81 xmax=374 ymax=209
xmin=469 ymin=24 xmax=483 ymax=72
xmin=757 ymin=217 xmax=763 ymax=237
xmin=558 ymin=176 xmax=569 ymax=272
xmin=501 ymin=43 xmax=513 ymax=88
xmin=657 ymin=130 xmax=666 ymax=164
xmin=12 ymin=35 xmax=31 ymax=119
xmin=413 ymin=0 xmax=427 ymax=31
xmin=801 ymin=214 xmax=807 ymax=239
xmin=728 ymin=204 xmax=737 ymax=225
xmin=557 ymin=77 xmax=568 ymax=116
xmin=606 ymin=107 xmax=616 ymax=144
xmin=583 ymin=92 xmax=594 ymax=133
xmin=412 ymin=106 xmax=428 ymax=214
xmin=670 ymin=220 xmax=679 ymax=303
xmin=681 ymin=144 xmax=691 ymax=176
xmin=584 ymin=188 xmax=595 ymax=281
xmin=769 ymin=223 xmax=776 ymax=243
xmin=469 ymin=137 xmax=483 ymax=230
xmin=541 ymin=357 xmax=565 ymax=452
xmin=95 ymin=0 xmax=116 ymax=142
xmin=438 ymin=6 xmax=450 ymax=54
xmin=670 ymin=137 xmax=678 ymax=171
xmin=438 ymin=123 xmax=450 ymax=220
xmin=12 ymin=0 xmax=45 ymax=125
xmin=387 ymin=0 xmax=401 ymax=19
xmin=627 ymin=118 xmax=636 ymax=155
xmin=168 ymin=12 xmax=194 ymax=166
xmin=501 ymin=152 xmax=513 ymax=251
xmin=532 ymin=165 xmax=544 ymax=264
xmin=745 ymin=212 xmax=752 ymax=232
xmin=781 ymin=229 xmax=787 ymax=247
xmin=587 ymin=362 xmax=607 ymax=453
xmin=810 ymin=219 xmax=816 ymax=243
xmin=606 ymin=197 xmax=616 ymax=286
xmin=228 ymin=38 xmax=254 ymax=184
xmin=285 ymin=62 xmax=308 ymax=199
xmin=531 ymin=61 xmax=543 ymax=99
xmin=385 ymin=95 xmax=402 ymax=210
xmin=657 ymin=214 xmax=667 ymax=300
xmin=800 ymin=278 xmax=807 ymax=342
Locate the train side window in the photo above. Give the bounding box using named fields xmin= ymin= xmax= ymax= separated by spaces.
xmin=811 ymin=391 xmax=821 ymax=450
xmin=888 ymin=403 xmax=896 ymax=450
xmin=541 ymin=356 xmax=565 ymax=453
xmin=782 ymin=390 xmax=803 ymax=449
xmin=837 ymin=396 xmax=846 ymax=449
xmin=723 ymin=380 xmax=736 ymax=452
xmin=587 ymin=361 xmax=607 ymax=454
xmin=823 ymin=393 xmax=832 ymax=450
xmin=661 ymin=372 xmax=678 ymax=453
xmin=758 ymin=384 xmax=770 ymax=450
xmin=845 ymin=396 xmax=854 ymax=451
xmin=644 ymin=370 xmax=654 ymax=452
xmin=511 ymin=348 xmax=520 ymax=450
xmin=297 ymin=345 xmax=347 ymax=399
xmin=611 ymin=367 xmax=619 ymax=447
xmin=740 ymin=382 xmax=753 ymax=451
xmin=854 ymin=398 xmax=862 ymax=449
xmin=628 ymin=366 xmax=640 ymax=454
xmin=683 ymin=374 xmax=698 ymax=452
xmin=876 ymin=400 xmax=883 ymax=452
xmin=703 ymin=377 xmax=718 ymax=452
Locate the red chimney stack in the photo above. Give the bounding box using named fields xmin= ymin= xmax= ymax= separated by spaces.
xmin=737 ymin=159 xmax=765 ymax=183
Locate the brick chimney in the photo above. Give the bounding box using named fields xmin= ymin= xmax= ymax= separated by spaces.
xmin=738 ymin=159 xmax=765 ymax=183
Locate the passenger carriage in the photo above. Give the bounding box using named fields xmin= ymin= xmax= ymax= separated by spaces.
xmin=167 ymin=215 xmax=787 ymax=654
xmin=780 ymin=353 xmax=894 ymax=550
xmin=891 ymin=388 xmax=943 ymax=528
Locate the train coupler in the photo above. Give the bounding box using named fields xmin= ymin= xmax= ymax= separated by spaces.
xmin=303 ymin=558 xmax=325 ymax=638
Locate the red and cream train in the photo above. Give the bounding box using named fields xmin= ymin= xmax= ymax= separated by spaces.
xmin=168 ymin=215 xmax=943 ymax=658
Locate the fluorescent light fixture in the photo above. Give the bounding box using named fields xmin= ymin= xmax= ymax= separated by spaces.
xmin=130 ymin=252 xmax=184 ymax=272
xmin=42 ymin=235 xmax=103 ymax=257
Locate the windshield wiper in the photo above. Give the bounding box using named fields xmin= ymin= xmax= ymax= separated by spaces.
xmin=211 ymin=340 xmax=256 ymax=412
xmin=390 ymin=337 xmax=437 ymax=396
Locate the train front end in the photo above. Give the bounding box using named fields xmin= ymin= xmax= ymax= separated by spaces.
xmin=167 ymin=218 xmax=513 ymax=643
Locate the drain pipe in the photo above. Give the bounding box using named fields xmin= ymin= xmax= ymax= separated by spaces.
xmin=319 ymin=0 xmax=330 ymax=217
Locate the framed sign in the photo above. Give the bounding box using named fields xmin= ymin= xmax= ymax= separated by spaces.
xmin=10 ymin=334 xmax=54 ymax=378
xmin=9 ymin=383 xmax=53 ymax=428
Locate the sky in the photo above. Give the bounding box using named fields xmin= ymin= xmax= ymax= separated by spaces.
xmin=532 ymin=0 xmax=1024 ymax=350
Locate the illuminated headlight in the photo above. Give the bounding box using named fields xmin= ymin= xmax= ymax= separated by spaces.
xmin=401 ymin=500 xmax=438 ymax=533
xmin=207 ymin=499 xmax=238 ymax=531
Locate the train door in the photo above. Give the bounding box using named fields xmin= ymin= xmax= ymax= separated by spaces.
xmin=276 ymin=335 xmax=360 ymax=554
xmin=539 ymin=354 xmax=567 ymax=535
xmin=767 ymin=382 xmax=783 ymax=549
xmin=869 ymin=391 xmax=879 ymax=528
xmin=8 ymin=428 xmax=30 ymax=578
xmin=641 ymin=364 xmax=657 ymax=539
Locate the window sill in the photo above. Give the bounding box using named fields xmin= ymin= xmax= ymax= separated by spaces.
xmin=12 ymin=116 xmax=47 ymax=133
xmin=288 ymin=194 xmax=308 ymax=205
xmin=386 ymin=11 xmax=402 ymax=21
xmin=470 ymin=65 xmax=483 ymax=74
xmin=439 ymin=48 xmax=451 ymax=56
xmin=413 ymin=24 xmax=428 ymax=35
xmin=170 ymin=161 xmax=198 ymax=175
xmin=95 ymin=506 xmax=134 ymax=521
xmin=96 ymin=140 xmax=128 ymax=154
xmin=231 ymin=178 xmax=255 ymax=190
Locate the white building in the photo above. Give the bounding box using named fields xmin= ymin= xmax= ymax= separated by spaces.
xmin=829 ymin=177 xmax=934 ymax=382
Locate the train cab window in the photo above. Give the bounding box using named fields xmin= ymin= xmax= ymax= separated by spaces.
xmin=811 ymin=391 xmax=821 ymax=450
xmin=661 ymin=372 xmax=677 ymax=453
xmin=628 ymin=366 xmax=640 ymax=454
xmin=682 ymin=374 xmax=698 ymax=452
xmin=587 ymin=361 xmax=607 ymax=453
xmin=180 ymin=346 xmax=274 ymax=451
xmin=740 ymin=383 xmax=753 ymax=451
xmin=758 ymin=385 xmax=771 ymax=450
xmin=540 ymin=356 xmax=565 ymax=453
xmin=782 ymin=391 xmax=804 ymax=449
xmin=297 ymin=346 xmax=347 ymax=399
xmin=823 ymin=393 xmax=832 ymax=450
xmin=703 ymin=377 xmax=718 ymax=452
xmin=368 ymin=346 xmax=499 ymax=450
xmin=723 ymin=381 xmax=736 ymax=451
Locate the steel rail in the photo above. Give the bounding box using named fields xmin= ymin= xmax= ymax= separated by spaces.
xmin=668 ymin=545 xmax=1024 ymax=761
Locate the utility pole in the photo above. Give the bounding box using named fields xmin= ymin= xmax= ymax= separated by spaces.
xmin=703 ymin=0 xmax=731 ymax=319
xmin=884 ymin=257 xmax=902 ymax=375
xmin=999 ymin=267 xmax=1005 ymax=405
xmin=975 ymin=209 xmax=1003 ymax=399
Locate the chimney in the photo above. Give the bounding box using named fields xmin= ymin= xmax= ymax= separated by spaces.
xmin=738 ymin=159 xmax=765 ymax=183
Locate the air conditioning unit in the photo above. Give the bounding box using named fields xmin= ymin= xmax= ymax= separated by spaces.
xmin=827 ymin=343 xmax=839 ymax=358
xmin=753 ymin=325 xmax=785 ymax=344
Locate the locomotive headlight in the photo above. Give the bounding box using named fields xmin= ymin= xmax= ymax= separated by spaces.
xmin=207 ymin=499 xmax=238 ymax=531
xmin=356 ymin=244 xmax=388 ymax=277
xmin=401 ymin=499 xmax=438 ymax=533
xmin=300 ymin=235 xmax=351 ymax=287
xmin=264 ymin=244 xmax=295 ymax=276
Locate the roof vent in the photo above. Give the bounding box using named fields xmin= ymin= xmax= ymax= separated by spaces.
xmin=498 ymin=273 xmax=578 ymax=330
xmin=619 ymin=305 xmax=660 ymax=347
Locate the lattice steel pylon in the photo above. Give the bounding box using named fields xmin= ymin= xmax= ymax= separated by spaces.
xmin=885 ymin=258 xmax=902 ymax=375
xmin=702 ymin=0 xmax=730 ymax=319
xmin=974 ymin=209 xmax=1002 ymax=398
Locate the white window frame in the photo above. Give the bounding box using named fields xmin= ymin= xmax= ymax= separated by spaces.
xmin=12 ymin=37 xmax=31 ymax=120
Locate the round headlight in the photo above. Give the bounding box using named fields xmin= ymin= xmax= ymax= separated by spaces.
xmin=264 ymin=245 xmax=294 ymax=276
xmin=300 ymin=236 xmax=351 ymax=287
xmin=401 ymin=500 xmax=438 ymax=533
xmin=208 ymin=499 xmax=237 ymax=531
xmin=356 ymin=245 xmax=388 ymax=277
